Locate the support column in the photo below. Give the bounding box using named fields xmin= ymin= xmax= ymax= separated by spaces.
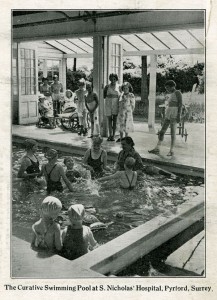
xmin=141 ymin=56 xmax=148 ymax=103
xmin=61 ymin=58 xmax=67 ymax=92
xmin=93 ymin=35 xmax=106 ymax=136
xmin=148 ymin=54 xmax=157 ymax=133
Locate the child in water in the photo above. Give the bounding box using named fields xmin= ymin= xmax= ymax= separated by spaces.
xmin=42 ymin=149 xmax=74 ymax=194
xmin=31 ymin=196 xmax=62 ymax=252
xmin=98 ymin=157 xmax=137 ymax=190
xmin=61 ymin=204 xmax=98 ymax=260
xmin=64 ymin=157 xmax=81 ymax=183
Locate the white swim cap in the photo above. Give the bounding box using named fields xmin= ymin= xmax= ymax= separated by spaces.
xmin=68 ymin=204 xmax=85 ymax=221
xmin=41 ymin=196 xmax=62 ymax=216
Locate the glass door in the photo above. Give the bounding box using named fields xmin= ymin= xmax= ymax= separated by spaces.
xmin=18 ymin=42 xmax=38 ymax=124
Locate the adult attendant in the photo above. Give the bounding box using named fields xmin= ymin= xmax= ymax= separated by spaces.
xmin=115 ymin=137 xmax=144 ymax=174
xmin=104 ymin=73 xmax=121 ymax=141
xmin=17 ymin=139 xmax=41 ymax=179
xmin=148 ymin=80 xmax=182 ymax=156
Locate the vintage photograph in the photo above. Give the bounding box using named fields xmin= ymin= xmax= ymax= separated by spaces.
xmin=11 ymin=10 xmax=205 ymax=278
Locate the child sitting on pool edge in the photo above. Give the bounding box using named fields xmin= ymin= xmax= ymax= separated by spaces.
xmin=31 ymin=196 xmax=62 ymax=252
xmin=64 ymin=157 xmax=81 ymax=183
xmin=61 ymin=204 xmax=98 ymax=260
xmin=98 ymin=157 xmax=137 ymax=190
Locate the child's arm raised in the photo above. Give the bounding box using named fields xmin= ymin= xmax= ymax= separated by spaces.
xmin=58 ymin=165 xmax=74 ymax=192
xmin=98 ymin=171 xmax=120 ymax=182
xmin=101 ymin=150 xmax=111 ymax=172
xmin=54 ymin=223 xmax=62 ymax=251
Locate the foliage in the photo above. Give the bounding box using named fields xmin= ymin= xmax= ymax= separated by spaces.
xmin=123 ymin=57 xmax=205 ymax=95
xmin=66 ymin=68 xmax=93 ymax=92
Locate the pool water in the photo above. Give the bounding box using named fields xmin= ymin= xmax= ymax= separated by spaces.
xmin=12 ymin=143 xmax=204 ymax=248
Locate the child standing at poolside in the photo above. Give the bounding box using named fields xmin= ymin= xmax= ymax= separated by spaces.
xmin=42 ymin=149 xmax=74 ymax=194
xmin=116 ymin=82 xmax=135 ymax=142
xmin=61 ymin=204 xmax=98 ymax=260
xmin=75 ymin=79 xmax=88 ymax=136
xmin=85 ymin=81 xmax=99 ymax=138
xmin=98 ymin=157 xmax=137 ymax=190
xmin=31 ymin=196 xmax=62 ymax=251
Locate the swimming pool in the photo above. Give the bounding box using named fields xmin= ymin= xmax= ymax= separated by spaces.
xmin=12 ymin=143 xmax=204 ymax=247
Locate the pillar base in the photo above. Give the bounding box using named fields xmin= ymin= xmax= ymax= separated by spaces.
xmin=148 ymin=125 xmax=156 ymax=133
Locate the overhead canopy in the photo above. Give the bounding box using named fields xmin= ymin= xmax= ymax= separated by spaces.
xmin=13 ymin=10 xmax=204 ymax=42
xmin=43 ymin=29 xmax=204 ymax=57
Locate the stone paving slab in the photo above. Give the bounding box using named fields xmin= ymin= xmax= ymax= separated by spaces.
xmin=12 ymin=121 xmax=205 ymax=173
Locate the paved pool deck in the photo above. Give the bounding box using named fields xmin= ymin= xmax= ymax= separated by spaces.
xmin=12 ymin=121 xmax=205 ymax=176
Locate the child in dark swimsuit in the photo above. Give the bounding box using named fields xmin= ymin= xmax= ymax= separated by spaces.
xmin=42 ymin=149 xmax=74 ymax=194
xmin=61 ymin=204 xmax=97 ymax=260
xmin=32 ymin=196 xmax=62 ymax=252
xmin=98 ymin=157 xmax=137 ymax=190
xmin=17 ymin=139 xmax=40 ymax=179
xmin=64 ymin=157 xmax=81 ymax=183
xmin=83 ymin=136 xmax=110 ymax=178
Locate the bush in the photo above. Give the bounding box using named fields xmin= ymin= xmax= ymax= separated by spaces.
xmin=66 ymin=69 xmax=91 ymax=92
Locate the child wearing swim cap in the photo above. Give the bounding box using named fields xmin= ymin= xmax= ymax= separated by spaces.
xmin=31 ymin=196 xmax=62 ymax=251
xmin=61 ymin=204 xmax=98 ymax=260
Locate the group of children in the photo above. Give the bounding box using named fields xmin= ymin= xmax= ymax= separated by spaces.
xmin=38 ymin=74 xmax=136 ymax=141
xmin=32 ymin=197 xmax=98 ymax=259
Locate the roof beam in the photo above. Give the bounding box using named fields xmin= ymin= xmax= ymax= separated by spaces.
xmin=123 ymin=47 xmax=204 ymax=56
xmin=66 ymin=39 xmax=89 ymax=53
xmin=119 ymin=35 xmax=140 ymax=51
xmin=63 ymin=53 xmax=93 ymax=58
xmin=151 ymin=33 xmax=170 ymax=49
xmin=187 ymin=30 xmax=204 ymax=47
xmin=168 ymin=31 xmax=187 ymax=49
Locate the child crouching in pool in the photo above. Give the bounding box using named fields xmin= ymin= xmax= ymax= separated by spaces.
xmin=61 ymin=204 xmax=98 ymax=260
xmin=64 ymin=157 xmax=82 ymax=183
xmin=31 ymin=196 xmax=62 ymax=252
xmin=98 ymin=157 xmax=137 ymax=190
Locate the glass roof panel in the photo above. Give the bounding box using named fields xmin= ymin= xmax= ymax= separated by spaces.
xmin=67 ymin=38 xmax=93 ymax=53
xmin=153 ymin=31 xmax=185 ymax=49
xmin=188 ymin=29 xmax=205 ymax=46
xmin=169 ymin=30 xmax=203 ymax=49
xmin=136 ymin=33 xmax=168 ymax=50
xmin=56 ymin=39 xmax=86 ymax=53
xmin=120 ymin=34 xmax=152 ymax=51
xmin=110 ymin=35 xmax=135 ymax=52
xmin=45 ymin=40 xmax=75 ymax=54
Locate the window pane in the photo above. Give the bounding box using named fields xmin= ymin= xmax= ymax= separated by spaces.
xmin=26 ymin=78 xmax=31 ymax=94
xmin=38 ymin=59 xmax=44 ymax=71
xmin=21 ymin=68 xmax=25 ymax=77
xmin=25 ymin=59 xmax=31 ymax=68
xmin=21 ymin=78 xmax=25 ymax=95
xmin=20 ymin=49 xmax=25 ymax=58
xmin=30 ymin=49 xmax=35 ymax=59
xmin=25 ymin=68 xmax=31 ymax=77
xmin=25 ymin=49 xmax=30 ymax=59
xmin=21 ymin=59 xmax=25 ymax=69
xmin=31 ymin=59 xmax=35 ymax=68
